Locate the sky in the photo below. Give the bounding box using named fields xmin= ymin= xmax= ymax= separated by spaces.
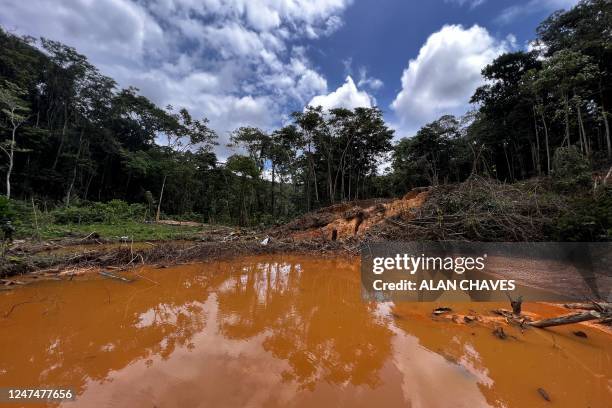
xmin=0 ymin=0 xmax=580 ymax=158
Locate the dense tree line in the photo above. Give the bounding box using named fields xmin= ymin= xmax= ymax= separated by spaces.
xmin=391 ymin=0 xmax=611 ymax=190
xmin=0 ymin=0 xmax=610 ymax=227
xmin=0 ymin=27 xmax=393 ymax=225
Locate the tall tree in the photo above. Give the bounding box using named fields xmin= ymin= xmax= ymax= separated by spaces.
xmin=0 ymin=81 xmax=29 ymax=199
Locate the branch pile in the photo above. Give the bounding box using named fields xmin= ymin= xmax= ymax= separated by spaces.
xmin=367 ymin=176 xmax=567 ymax=242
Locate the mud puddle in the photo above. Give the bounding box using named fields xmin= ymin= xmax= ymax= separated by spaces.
xmin=0 ymin=255 xmax=609 ymax=407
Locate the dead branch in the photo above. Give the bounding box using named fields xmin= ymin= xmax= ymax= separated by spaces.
xmin=564 ymin=302 xmax=612 ymax=312
xmin=529 ymin=311 xmax=601 ymax=328
xmin=98 ymin=270 xmax=133 ymax=283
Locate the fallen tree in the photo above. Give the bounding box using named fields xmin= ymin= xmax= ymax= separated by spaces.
xmin=528 ymin=311 xmax=602 ymax=328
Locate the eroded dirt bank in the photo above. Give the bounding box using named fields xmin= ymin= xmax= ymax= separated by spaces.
xmin=0 ymin=255 xmax=610 ymax=407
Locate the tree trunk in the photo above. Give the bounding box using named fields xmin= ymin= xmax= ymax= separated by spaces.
xmin=309 ymin=155 xmax=318 ymax=203
xmin=83 ymin=170 xmax=94 ymax=201
xmin=156 ymin=174 xmax=167 ymax=222
xmin=503 ymin=144 xmax=513 ymax=181
xmin=270 ymin=163 xmax=275 ymax=216
xmin=563 ymin=94 xmax=571 ymax=147
xmin=52 ymin=105 xmax=69 ymax=170
xmin=532 ymin=105 xmax=542 ymax=175
xmin=529 ymin=311 xmax=600 ymax=328
xmin=6 ymin=124 xmax=16 ymax=199
xmin=539 ymin=107 xmax=551 ymax=174
xmin=600 ymin=89 xmax=611 ymax=159
xmin=576 ymin=102 xmax=589 ymax=156
xmin=65 ymin=128 xmax=84 ymax=205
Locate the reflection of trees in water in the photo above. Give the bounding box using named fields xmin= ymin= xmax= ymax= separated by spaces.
xmin=215 ymin=259 xmax=394 ymax=390
xmin=0 ymin=267 xmax=220 ymax=395
xmin=0 ymin=257 xmax=394 ymax=396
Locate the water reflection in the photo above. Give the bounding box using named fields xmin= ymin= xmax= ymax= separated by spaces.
xmin=215 ymin=260 xmax=392 ymax=390
xmin=0 ymin=255 xmax=609 ymax=407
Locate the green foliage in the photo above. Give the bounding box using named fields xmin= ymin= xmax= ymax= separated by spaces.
xmin=0 ymin=0 xmax=610 ymax=236
xmin=20 ymin=221 xmax=204 ymax=241
xmin=551 ymin=146 xmax=592 ymax=192
xmin=0 ymin=196 xmax=14 ymax=219
xmin=550 ymin=187 xmax=612 ymax=241
xmin=51 ymin=200 xmax=146 ymax=224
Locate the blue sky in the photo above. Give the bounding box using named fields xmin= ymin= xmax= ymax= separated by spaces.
xmin=0 ymin=0 xmax=579 ymax=157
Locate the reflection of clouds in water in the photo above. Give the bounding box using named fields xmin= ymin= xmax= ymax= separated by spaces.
xmin=135 ymin=301 xmax=205 ymax=329
xmin=3 ymin=256 xmax=606 ymax=407
xmin=457 ymin=341 xmax=493 ymax=388
xmin=376 ymin=303 xmax=492 ymax=407
xmin=215 ymin=259 xmax=393 ymax=391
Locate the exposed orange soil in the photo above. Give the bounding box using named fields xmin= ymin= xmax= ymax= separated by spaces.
xmin=274 ymin=188 xmax=429 ymax=241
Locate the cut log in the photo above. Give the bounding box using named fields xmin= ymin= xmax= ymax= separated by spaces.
xmin=529 ymin=311 xmax=601 ymax=328
xmin=563 ymin=302 xmax=612 ymax=311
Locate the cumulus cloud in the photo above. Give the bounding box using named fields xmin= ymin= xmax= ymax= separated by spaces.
xmin=0 ymin=0 xmax=353 ymax=158
xmin=390 ymin=24 xmax=511 ymax=132
xmin=496 ymin=0 xmax=580 ymax=24
xmin=308 ymin=76 xmax=373 ymax=110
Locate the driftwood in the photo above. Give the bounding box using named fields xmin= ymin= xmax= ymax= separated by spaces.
xmin=98 ymin=270 xmax=133 ymax=283
xmin=528 ymin=311 xmax=601 ymax=328
xmin=564 ymin=302 xmax=612 ymax=311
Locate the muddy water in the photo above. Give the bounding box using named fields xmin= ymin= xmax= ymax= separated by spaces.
xmin=0 ymin=255 xmax=609 ymax=407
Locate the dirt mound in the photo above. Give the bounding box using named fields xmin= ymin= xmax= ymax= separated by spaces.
xmin=271 ymin=188 xmax=429 ymax=241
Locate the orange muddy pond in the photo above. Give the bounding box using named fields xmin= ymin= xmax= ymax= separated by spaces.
xmin=0 ymin=255 xmax=610 ymax=407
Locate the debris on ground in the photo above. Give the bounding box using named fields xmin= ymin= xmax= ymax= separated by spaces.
xmin=156 ymin=220 xmax=205 ymax=227
xmin=98 ymin=270 xmax=133 ymax=283
xmin=493 ymin=327 xmax=507 ymax=339
xmin=463 ymin=315 xmax=476 ymax=323
xmin=366 ymin=176 xmax=566 ymax=242
xmin=432 ymin=307 xmax=452 ymax=315
xmin=537 ymin=387 xmax=551 ymax=402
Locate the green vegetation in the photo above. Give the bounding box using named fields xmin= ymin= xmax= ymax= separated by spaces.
xmin=0 ymin=0 xmax=610 ymax=241
xmin=550 ymin=187 xmax=612 ymax=241
xmin=21 ymin=221 xmax=204 ymax=242
xmin=3 ymin=198 xmax=204 ymax=241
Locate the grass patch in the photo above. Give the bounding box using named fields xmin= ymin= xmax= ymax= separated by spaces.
xmin=17 ymin=221 xmax=206 ymax=242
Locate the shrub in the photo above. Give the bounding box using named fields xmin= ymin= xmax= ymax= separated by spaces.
xmin=550 ymin=187 xmax=612 ymax=241
xmin=551 ymin=146 xmax=592 ymax=193
xmin=0 ymin=196 xmax=15 ymax=220
xmin=52 ymin=200 xmax=146 ymax=224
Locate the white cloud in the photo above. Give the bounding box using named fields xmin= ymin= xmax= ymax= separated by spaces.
xmin=308 ymin=76 xmax=373 ymax=110
xmin=0 ymin=0 xmax=353 ymax=159
xmin=444 ymin=0 xmax=487 ymax=9
xmin=390 ymin=24 xmax=511 ymax=132
xmin=357 ymin=67 xmax=384 ymax=91
xmin=496 ymin=0 xmax=579 ymax=24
